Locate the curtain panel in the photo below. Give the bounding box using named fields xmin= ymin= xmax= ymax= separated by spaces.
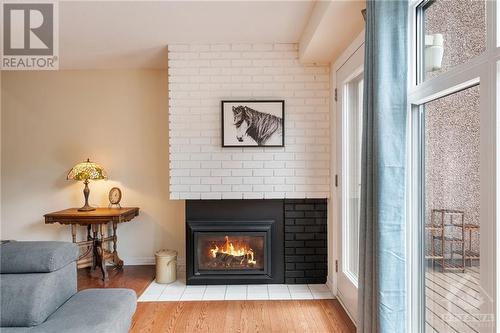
xmin=358 ymin=1 xmax=408 ymax=332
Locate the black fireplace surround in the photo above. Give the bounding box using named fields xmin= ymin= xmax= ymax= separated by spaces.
xmin=186 ymin=199 xmax=327 ymax=285
xmin=186 ymin=200 xmax=284 ymax=284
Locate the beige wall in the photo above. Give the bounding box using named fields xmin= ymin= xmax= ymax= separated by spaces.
xmin=1 ymin=70 xmax=185 ymax=264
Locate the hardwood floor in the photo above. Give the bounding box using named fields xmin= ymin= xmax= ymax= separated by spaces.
xmin=78 ymin=265 xmax=355 ymax=333
xmin=77 ymin=265 xmax=154 ymax=295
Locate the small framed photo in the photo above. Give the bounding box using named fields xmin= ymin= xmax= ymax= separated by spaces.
xmin=221 ymin=100 xmax=285 ymax=147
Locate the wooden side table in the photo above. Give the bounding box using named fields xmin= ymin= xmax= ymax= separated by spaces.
xmin=44 ymin=207 xmax=139 ymax=280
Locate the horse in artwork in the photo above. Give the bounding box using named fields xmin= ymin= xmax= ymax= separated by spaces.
xmin=232 ymin=105 xmax=282 ymax=145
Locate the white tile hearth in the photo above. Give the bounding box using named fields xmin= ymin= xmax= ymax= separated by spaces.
xmin=138 ymin=279 xmax=334 ymax=302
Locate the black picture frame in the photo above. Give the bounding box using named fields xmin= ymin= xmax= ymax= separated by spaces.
xmin=221 ymin=100 xmax=285 ymax=147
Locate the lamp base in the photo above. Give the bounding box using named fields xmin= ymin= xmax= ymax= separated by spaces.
xmin=78 ymin=179 xmax=95 ymax=211
xmin=78 ymin=204 xmax=96 ymax=212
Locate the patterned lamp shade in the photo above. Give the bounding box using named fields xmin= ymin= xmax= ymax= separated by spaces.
xmin=67 ymin=158 xmax=107 ymax=181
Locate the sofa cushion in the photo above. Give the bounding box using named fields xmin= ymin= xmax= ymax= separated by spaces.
xmin=0 ymin=262 xmax=77 ymax=327
xmin=0 ymin=241 xmax=78 ymax=274
xmin=34 ymin=289 xmax=137 ymax=333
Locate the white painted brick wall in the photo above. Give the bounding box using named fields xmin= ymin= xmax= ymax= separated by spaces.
xmin=168 ymin=43 xmax=330 ymax=200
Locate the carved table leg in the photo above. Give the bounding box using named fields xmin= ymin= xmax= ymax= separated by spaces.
xmin=83 ymin=225 xmax=92 ymax=269
xmin=91 ymin=225 xmax=98 ymax=271
xmin=71 ymin=225 xmax=77 ymax=243
xmin=112 ymin=221 xmax=124 ymax=268
xmin=94 ymin=224 xmax=107 ymax=280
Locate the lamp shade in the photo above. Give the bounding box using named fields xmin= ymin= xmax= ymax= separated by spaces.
xmin=67 ymin=158 xmax=107 ymax=181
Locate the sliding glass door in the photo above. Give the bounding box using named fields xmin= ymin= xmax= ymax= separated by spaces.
xmin=420 ymin=85 xmax=488 ymax=332
xmin=408 ymin=0 xmax=499 ymax=332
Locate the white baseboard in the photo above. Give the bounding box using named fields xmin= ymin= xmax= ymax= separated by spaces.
xmin=336 ymin=290 xmax=358 ymax=327
xmin=122 ymin=256 xmax=186 ymax=276
xmin=326 ymin=275 xmax=337 ymax=298
xmin=122 ymin=256 xmax=155 ymax=265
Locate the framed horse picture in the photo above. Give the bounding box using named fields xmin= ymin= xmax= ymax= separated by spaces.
xmin=221 ymin=100 xmax=285 ymax=147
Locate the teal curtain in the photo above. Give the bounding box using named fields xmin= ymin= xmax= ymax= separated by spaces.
xmin=358 ymin=1 xmax=408 ymax=332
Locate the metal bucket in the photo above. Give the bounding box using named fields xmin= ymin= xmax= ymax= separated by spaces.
xmin=155 ymin=249 xmax=177 ymax=284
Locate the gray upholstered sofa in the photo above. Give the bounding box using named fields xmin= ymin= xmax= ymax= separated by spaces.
xmin=0 ymin=241 xmax=137 ymax=332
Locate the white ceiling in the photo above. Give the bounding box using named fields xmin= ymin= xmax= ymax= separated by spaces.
xmin=59 ymin=1 xmax=315 ymax=69
xmin=299 ymin=0 xmax=365 ymax=64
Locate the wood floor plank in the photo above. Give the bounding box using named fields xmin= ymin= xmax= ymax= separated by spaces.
xmin=258 ymin=301 xmax=274 ymax=333
xmin=206 ymin=301 xmax=228 ymax=332
xmin=268 ymin=301 xmax=292 ymax=332
xmin=319 ymin=299 xmax=357 ymax=332
xmin=129 ymin=302 xmax=155 ymax=333
xmin=426 ymin=277 xmax=481 ymax=309
xmin=248 ymin=301 xmax=265 ymax=333
xmin=291 ymin=301 xmax=314 ymax=332
xmin=425 ymin=296 xmax=476 ymax=333
xmin=426 ymin=321 xmax=439 ymax=333
xmin=445 ymin=272 xmax=479 ymax=291
xmin=222 ymin=301 xmax=244 ymax=333
xmin=424 ymin=266 xmax=496 ymax=333
xmin=425 ymin=286 xmax=480 ymax=317
xmin=427 ymin=271 xmax=480 ymax=297
xmin=77 ymin=265 xmax=155 ymax=294
xmin=173 ymin=302 xmax=199 ymax=333
xmin=460 ymin=267 xmax=480 ymax=281
xmin=425 ymin=289 xmax=481 ymax=332
xmin=299 ymin=301 xmax=324 ymax=332
xmin=469 ymin=266 xmax=480 ymax=274
xmin=428 ymin=268 xmax=479 ymax=288
xmin=426 ymin=307 xmax=459 ymax=333
xmin=443 ymin=269 xmax=480 ymax=287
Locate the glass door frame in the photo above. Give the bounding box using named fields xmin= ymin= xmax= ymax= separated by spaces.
xmin=407 ymin=0 xmax=500 ymax=332
xmin=341 ymin=68 xmax=364 ymax=287
xmin=334 ymin=39 xmax=365 ymax=325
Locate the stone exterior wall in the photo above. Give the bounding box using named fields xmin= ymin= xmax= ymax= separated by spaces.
xmin=424 ymin=0 xmax=486 ymax=80
xmin=425 ymin=86 xmax=480 ymax=256
xmin=424 ymin=0 xmax=484 ymax=257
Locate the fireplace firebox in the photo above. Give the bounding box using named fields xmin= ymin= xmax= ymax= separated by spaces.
xmin=197 ymin=233 xmax=265 ymax=271
xmin=186 ymin=200 xmax=284 ymax=285
xmin=189 ymin=220 xmax=272 ymax=278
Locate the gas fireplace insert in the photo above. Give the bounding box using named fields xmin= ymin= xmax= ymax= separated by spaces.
xmin=186 ymin=219 xmax=283 ymax=284
xmin=186 ymin=200 xmax=284 ymax=285
xmin=197 ymin=233 xmax=265 ymax=271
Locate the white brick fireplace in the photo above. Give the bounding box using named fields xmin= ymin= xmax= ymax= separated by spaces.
xmin=168 ymin=43 xmax=331 ymax=200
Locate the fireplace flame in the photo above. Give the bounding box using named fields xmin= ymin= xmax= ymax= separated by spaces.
xmin=209 ymin=236 xmax=256 ymax=265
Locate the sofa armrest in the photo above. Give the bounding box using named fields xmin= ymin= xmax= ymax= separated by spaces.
xmin=0 ymin=241 xmax=78 ymax=274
